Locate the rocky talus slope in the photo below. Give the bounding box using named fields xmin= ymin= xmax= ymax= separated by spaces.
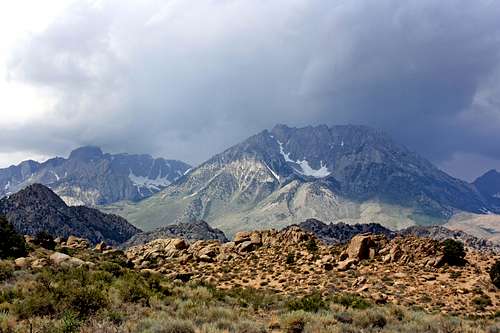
xmin=126 ymin=228 xmax=499 ymax=316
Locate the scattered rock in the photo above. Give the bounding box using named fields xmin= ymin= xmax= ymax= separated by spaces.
xmin=238 ymin=240 xmax=256 ymax=252
xmin=14 ymin=257 xmax=31 ymax=269
xmin=66 ymin=236 xmax=90 ymax=249
xmin=338 ymin=259 xmax=358 ymax=271
xmin=95 ymin=242 xmax=108 ymax=252
xmin=31 ymin=258 xmax=48 ymax=269
xmin=49 ymin=251 xmax=87 ymax=268
xmin=123 ymin=228 xmax=499 ymax=316
xmin=234 ymin=231 xmax=252 ymax=244
xmin=50 ymin=252 xmax=71 ymax=265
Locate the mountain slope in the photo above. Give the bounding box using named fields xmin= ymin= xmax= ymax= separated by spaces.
xmin=473 ymin=169 xmax=500 ymax=211
xmin=0 ymin=146 xmax=191 ymax=206
xmin=0 ymin=184 xmax=140 ymax=244
xmin=104 ymin=124 xmax=492 ymax=235
xmin=474 ymin=169 xmax=500 ymax=198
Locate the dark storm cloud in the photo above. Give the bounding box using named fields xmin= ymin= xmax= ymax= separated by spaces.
xmin=4 ymin=0 xmax=500 ymax=180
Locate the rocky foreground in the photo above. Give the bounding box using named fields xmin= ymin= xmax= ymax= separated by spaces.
xmin=126 ymin=227 xmax=499 ymax=316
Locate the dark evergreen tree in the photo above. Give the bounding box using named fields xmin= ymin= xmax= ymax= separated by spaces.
xmin=33 ymin=231 xmax=56 ymax=250
xmin=0 ymin=216 xmax=28 ymax=259
xmin=443 ymin=239 xmax=466 ymax=266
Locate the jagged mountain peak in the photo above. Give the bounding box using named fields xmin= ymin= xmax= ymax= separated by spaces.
xmin=0 ymin=147 xmax=191 ymax=206
xmin=107 ymin=124 xmax=493 ymax=235
xmin=68 ymin=146 xmax=104 ymax=161
xmin=8 ymin=183 xmax=66 ymax=205
xmin=481 ymin=169 xmax=499 ymax=176
xmin=474 ymin=169 xmax=500 ymax=210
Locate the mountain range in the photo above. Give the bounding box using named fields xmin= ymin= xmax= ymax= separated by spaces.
xmin=0 ymin=184 xmax=140 ymax=244
xmin=0 ymin=146 xmax=190 ymax=206
xmin=103 ymin=124 xmax=499 ymax=237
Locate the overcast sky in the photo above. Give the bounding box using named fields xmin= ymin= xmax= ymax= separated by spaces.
xmin=1 ymin=0 xmax=500 ymax=181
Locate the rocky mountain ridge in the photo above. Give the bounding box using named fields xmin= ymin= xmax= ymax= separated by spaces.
xmin=296 ymin=218 xmax=396 ymax=244
xmin=123 ymin=220 xmax=228 ymax=247
xmin=0 ymin=146 xmax=190 ymax=206
xmin=296 ymin=219 xmax=500 ymax=252
xmin=0 ymin=184 xmax=140 ymax=244
xmin=106 ymin=124 xmax=494 ymax=235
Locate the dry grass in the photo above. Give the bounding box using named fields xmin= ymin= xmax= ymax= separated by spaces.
xmin=0 ymin=249 xmax=499 ymax=333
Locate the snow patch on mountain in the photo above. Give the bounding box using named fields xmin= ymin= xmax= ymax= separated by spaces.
xmin=263 ymin=162 xmax=280 ymax=181
xmin=296 ymin=160 xmax=330 ymax=178
xmin=129 ymin=170 xmax=171 ymax=190
xmin=277 ymin=140 xmax=330 ymax=178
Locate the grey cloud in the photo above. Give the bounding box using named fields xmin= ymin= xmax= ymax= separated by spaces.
xmin=4 ymin=0 xmax=500 ymax=181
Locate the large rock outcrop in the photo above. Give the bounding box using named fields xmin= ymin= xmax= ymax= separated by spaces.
xmin=125 ymin=228 xmax=499 ymax=315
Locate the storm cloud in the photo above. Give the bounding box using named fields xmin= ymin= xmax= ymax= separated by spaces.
xmin=3 ymin=0 xmax=500 ymax=180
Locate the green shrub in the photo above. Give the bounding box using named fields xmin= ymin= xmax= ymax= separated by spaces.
xmin=305 ymin=239 xmax=318 ymax=253
xmin=281 ymin=313 xmax=306 ymax=333
xmin=13 ymin=267 xmax=110 ymax=319
xmin=102 ymin=250 xmax=134 ymax=268
xmin=67 ymin=285 xmax=108 ymax=317
xmin=490 ymin=260 xmax=500 ymax=288
xmin=114 ymin=272 xmax=152 ymax=303
xmin=472 ymin=296 xmax=492 ymax=310
xmin=355 ymin=309 xmax=387 ymax=329
xmin=135 ymin=318 xmax=195 ymax=333
xmin=60 ymin=310 xmax=80 ymax=333
xmin=442 ymin=239 xmax=466 ymax=266
xmin=286 ymin=252 xmax=295 ymax=265
xmin=106 ymin=310 xmax=125 ymax=325
xmin=225 ymin=287 xmax=279 ymax=309
xmin=13 ymin=288 xmax=56 ymax=319
xmin=33 ymin=231 xmax=56 ymax=250
xmin=0 ymin=261 xmax=14 ymax=282
xmin=331 ymin=293 xmax=371 ymax=309
xmin=99 ymin=261 xmax=124 ymax=277
xmin=286 ymin=293 xmax=326 ymax=313
xmin=0 ymin=216 xmax=28 ymax=259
